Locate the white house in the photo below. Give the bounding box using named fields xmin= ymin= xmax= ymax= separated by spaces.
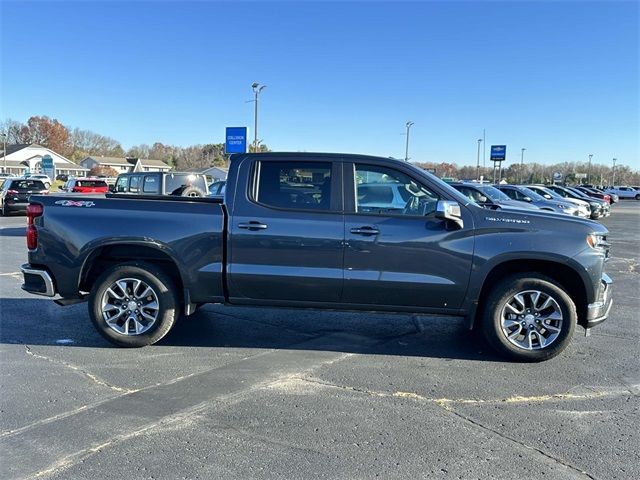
xmin=80 ymin=156 xmax=171 ymax=173
xmin=202 ymin=166 xmax=228 ymax=181
xmin=0 ymin=144 xmax=88 ymax=177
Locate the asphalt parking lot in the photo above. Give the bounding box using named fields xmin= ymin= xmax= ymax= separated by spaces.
xmin=1 ymin=203 xmax=639 ymax=480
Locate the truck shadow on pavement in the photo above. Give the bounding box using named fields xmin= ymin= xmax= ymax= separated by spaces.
xmin=0 ymin=299 xmax=504 ymax=362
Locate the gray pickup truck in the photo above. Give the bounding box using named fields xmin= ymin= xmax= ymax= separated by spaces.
xmin=21 ymin=153 xmax=612 ymax=361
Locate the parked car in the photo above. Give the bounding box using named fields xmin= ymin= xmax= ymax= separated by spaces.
xmin=208 ymin=180 xmax=226 ymax=197
xmin=545 ymin=185 xmax=609 ymax=219
xmin=574 ymin=186 xmax=613 ymax=204
xmin=25 ymin=174 xmax=51 ymax=188
xmin=604 ymin=186 xmax=640 ymax=200
xmin=60 ymin=178 xmax=109 ymax=194
xmin=0 ymin=173 xmax=17 ymax=179
xmin=114 ymin=172 xmax=208 ymax=197
xmin=356 ymin=182 xmax=413 ymax=212
xmin=21 ymin=152 xmax=612 ymax=362
xmin=496 ymin=185 xmax=581 ymax=216
xmin=450 ymin=182 xmax=540 ymax=212
xmin=55 ymin=174 xmax=69 ymax=182
xmin=524 ymin=185 xmax=591 ymax=218
xmin=0 ymin=178 xmax=49 ymax=215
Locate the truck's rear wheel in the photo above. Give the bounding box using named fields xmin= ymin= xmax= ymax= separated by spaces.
xmin=481 ymin=273 xmax=576 ymax=362
xmin=88 ymin=263 xmax=179 ymax=347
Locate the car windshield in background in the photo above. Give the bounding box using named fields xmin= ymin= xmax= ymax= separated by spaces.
xmin=519 ymin=187 xmax=545 ymax=201
xmin=9 ymin=180 xmax=46 ymax=191
xmin=478 ymin=185 xmax=510 ymax=201
xmin=165 ymin=174 xmax=207 ymax=194
xmin=77 ymin=180 xmax=107 ymax=188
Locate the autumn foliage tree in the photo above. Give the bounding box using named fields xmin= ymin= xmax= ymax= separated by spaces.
xmin=16 ymin=116 xmax=72 ymax=156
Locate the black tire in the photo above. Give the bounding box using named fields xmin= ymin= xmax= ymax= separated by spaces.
xmin=635 ymin=194 xmax=640 ymax=200
xmin=88 ymin=262 xmax=180 ymax=347
xmin=180 ymin=186 xmax=204 ymax=198
xmin=481 ymin=273 xmax=576 ymax=362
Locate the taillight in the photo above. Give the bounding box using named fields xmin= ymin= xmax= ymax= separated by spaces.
xmin=40 ymin=190 xmax=49 ymax=195
xmin=7 ymin=189 xmax=18 ymax=195
xmin=26 ymin=203 xmax=43 ymax=250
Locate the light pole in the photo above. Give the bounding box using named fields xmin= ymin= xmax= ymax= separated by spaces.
xmin=476 ymin=138 xmax=483 ymax=180
xmin=611 ymin=158 xmax=617 ymax=186
xmin=251 ymin=82 xmax=266 ymax=152
xmin=1 ymin=132 xmax=6 ymax=173
xmin=519 ymin=148 xmax=526 ymax=184
xmin=587 ymin=154 xmax=593 ymax=184
xmin=404 ymin=121 xmax=414 ymax=161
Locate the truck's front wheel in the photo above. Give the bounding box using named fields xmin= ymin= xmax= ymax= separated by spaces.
xmin=481 ymin=273 xmax=576 ymax=362
xmin=88 ymin=263 xmax=179 ymax=347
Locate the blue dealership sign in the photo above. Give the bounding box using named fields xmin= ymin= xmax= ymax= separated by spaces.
xmin=41 ymin=154 xmax=55 ymax=179
xmin=490 ymin=145 xmax=506 ymax=162
xmin=225 ymin=127 xmax=247 ymax=154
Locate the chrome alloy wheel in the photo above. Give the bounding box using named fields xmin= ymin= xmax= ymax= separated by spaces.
xmin=100 ymin=278 xmax=160 ymax=335
xmin=500 ymin=290 xmax=563 ymax=350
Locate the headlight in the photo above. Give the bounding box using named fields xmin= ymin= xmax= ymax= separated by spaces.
xmin=557 ymin=204 xmax=568 ymax=209
xmin=586 ymin=233 xmax=609 ymax=249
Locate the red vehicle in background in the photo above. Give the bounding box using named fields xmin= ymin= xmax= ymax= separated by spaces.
xmin=60 ymin=178 xmax=109 ymax=194
xmin=575 ymin=186 xmax=612 ymax=204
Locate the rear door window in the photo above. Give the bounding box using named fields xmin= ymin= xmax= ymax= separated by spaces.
xmin=255 ymin=161 xmax=332 ymax=211
xmin=129 ymin=176 xmax=141 ymax=193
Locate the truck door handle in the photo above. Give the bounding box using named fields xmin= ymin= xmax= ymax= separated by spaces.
xmin=238 ymin=221 xmax=268 ymax=230
xmin=350 ymin=226 xmax=379 ymax=235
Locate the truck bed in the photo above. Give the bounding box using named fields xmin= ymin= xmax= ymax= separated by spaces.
xmin=28 ymin=194 xmax=227 ymax=304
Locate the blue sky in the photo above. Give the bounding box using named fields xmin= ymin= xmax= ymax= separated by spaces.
xmin=1 ymin=1 xmax=638 ymax=168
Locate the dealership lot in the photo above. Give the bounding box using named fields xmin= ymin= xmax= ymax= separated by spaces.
xmin=1 ymin=204 xmax=639 ymax=479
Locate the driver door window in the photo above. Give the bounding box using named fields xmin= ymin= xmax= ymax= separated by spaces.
xmin=354 ymin=165 xmax=439 ymax=216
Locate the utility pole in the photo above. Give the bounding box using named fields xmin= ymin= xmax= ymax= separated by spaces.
xmin=587 ymin=154 xmax=593 ymax=184
xmin=482 ymin=129 xmax=486 ymax=168
xmin=251 ymin=82 xmax=266 ymax=152
xmin=404 ymin=121 xmax=414 ymax=161
xmin=519 ymin=148 xmax=526 ymax=184
xmin=476 ymin=138 xmax=483 ymax=180
xmin=611 ymin=158 xmax=617 ymax=186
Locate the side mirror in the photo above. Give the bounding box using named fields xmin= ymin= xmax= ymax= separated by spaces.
xmin=523 ymin=196 xmax=532 ymax=202
xmin=435 ymin=200 xmax=464 ymax=229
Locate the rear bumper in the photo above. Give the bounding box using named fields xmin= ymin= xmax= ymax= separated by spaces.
xmin=586 ymin=273 xmax=613 ymax=328
xmin=21 ymin=264 xmax=56 ymax=297
xmin=3 ymin=201 xmax=28 ymax=213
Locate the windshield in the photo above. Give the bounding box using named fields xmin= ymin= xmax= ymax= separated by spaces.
xmin=565 ymin=186 xmax=588 ymax=198
xmin=530 ymin=186 xmax=562 ymax=199
xmin=477 ymin=185 xmax=510 ymax=201
xmin=519 ymin=187 xmax=545 ymax=201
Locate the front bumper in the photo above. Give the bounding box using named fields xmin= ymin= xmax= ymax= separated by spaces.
xmin=21 ymin=264 xmax=56 ymax=297
xmin=586 ymin=273 xmax=613 ymax=328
